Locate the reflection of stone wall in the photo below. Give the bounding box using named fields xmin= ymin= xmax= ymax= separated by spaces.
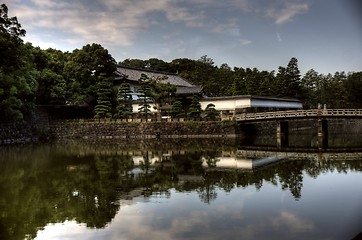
xmin=51 ymin=138 xmax=238 ymax=155
xmin=49 ymin=120 xmax=238 ymax=139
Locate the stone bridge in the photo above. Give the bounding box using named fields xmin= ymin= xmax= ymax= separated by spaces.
xmin=234 ymin=109 xmax=362 ymax=149
xmin=234 ymin=109 xmax=362 ymax=122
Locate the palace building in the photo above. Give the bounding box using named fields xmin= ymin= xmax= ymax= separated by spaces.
xmin=114 ymin=66 xmax=303 ymax=117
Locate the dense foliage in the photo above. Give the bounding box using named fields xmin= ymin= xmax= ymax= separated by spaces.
xmin=1 ymin=4 xmax=361 ymax=121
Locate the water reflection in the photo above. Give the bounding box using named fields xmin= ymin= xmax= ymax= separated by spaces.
xmin=0 ymin=139 xmax=361 ymax=240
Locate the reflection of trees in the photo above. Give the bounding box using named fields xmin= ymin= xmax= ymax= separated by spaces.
xmin=277 ymin=162 xmax=304 ymax=200
xmin=0 ymin=148 xmax=136 ymax=240
xmin=204 ymin=150 xmax=221 ymax=168
xmin=1 ymin=143 xmax=362 ymax=240
xmin=172 ymin=152 xmax=204 ymax=176
xmin=197 ymin=185 xmax=217 ymax=204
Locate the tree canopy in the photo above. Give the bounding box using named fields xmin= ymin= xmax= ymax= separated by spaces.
xmin=0 ymin=4 xmax=37 ymax=120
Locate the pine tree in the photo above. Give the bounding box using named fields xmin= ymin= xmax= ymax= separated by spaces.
xmin=138 ymin=100 xmax=152 ymax=119
xmin=137 ymin=74 xmax=152 ymax=120
xmin=137 ymin=73 xmax=176 ymax=121
xmin=231 ymin=76 xmax=244 ymax=96
xmin=302 ymin=69 xmax=323 ymax=108
xmin=188 ymin=94 xmax=202 ymax=120
xmin=203 ymin=103 xmax=219 ymax=121
xmin=285 ymin=57 xmax=303 ymax=99
xmin=274 ymin=66 xmax=288 ymax=97
xmin=94 ymin=76 xmax=113 ymax=118
xmin=116 ymin=83 xmax=133 ymax=119
xmin=345 ymin=72 xmax=362 ymax=108
xmin=170 ymin=100 xmax=184 ymax=118
xmin=326 ymin=72 xmax=349 ymax=108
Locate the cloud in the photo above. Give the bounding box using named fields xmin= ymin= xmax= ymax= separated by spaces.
xmin=31 ymin=0 xmax=69 ymax=8
xmin=3 ymin=0 xmax=309 ymax=58
xmin=6 ymin=0 xmax=207 ymax=48
xmin=165 ymin=8 xmax=205 ymax=27
xmin=24 ymin=34 xmax=58 ymax=49
xmin=271 ymin=210 xmax=314 ymax=232
xmin=239 ymin=39 xmax=252 ymax=45
xmin=266 ymin=2 xmax=309 ymax=24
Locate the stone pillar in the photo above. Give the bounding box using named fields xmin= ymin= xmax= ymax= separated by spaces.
xmin=276 ymin=121 xmax=289 ymax=148
xmin=317 ymin=119 xmax=328 ymax=149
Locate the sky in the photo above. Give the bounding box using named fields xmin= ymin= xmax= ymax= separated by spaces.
xmin=3 ymin=0 xmax=362 ymax=74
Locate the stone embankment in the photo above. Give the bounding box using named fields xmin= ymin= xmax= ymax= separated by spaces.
xmin=0 ymin=115 xmax=238 ymax=144
xmin=0 ymin=109 xmax=49 ymax=144
xmin=0 ymin=121 xmax=38 ymax=144
xmin=49 ymin=119 xmax=238 ymax=139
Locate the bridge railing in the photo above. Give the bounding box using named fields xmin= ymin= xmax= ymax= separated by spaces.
xmin=323 ymin=109 xmax=362 ymax=116
xmin=234 ymin=109 xmax=362 ymax=121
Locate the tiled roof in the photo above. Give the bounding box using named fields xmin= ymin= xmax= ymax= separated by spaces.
xmin=176 ymin=86 xmax=203 ymax=95
xmin=115 ymin=66 xmax=194 ymax=87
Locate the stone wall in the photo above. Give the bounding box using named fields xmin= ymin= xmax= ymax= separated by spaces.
xmin=0 ymin=108 xmax=50 ymax=144
xmin=49 ymin=119 xmax=238 ymax=139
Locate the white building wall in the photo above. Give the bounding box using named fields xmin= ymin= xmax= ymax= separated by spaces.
xmin=201 ymin=157 xmax=253 ymax=169
xmin=130 ymin=97 xmax=302 ymax=113
xmin=251 ymin=99 xmax=303 ymax=109
xmin=200 ymin=99 xmax=251 ymax=110
xmin=132 ymin=103 xmax=157 ymax=113
xmin=200 ymin=97 xmax=302 ymax=111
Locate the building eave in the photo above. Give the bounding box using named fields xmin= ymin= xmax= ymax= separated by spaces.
xmin=200 ymin=95 xmax=302 ymax=103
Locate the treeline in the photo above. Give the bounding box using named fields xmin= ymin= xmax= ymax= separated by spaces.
xmin=1 ymin=4 xmax=361 ymax=121
xmin=121 ymin=56 xmax=362 ymax=109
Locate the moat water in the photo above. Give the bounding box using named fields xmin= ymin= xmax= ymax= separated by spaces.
xmin=0 ymin=133 xmax=361 ymax=240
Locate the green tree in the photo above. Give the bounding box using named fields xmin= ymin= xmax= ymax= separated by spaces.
xmin=148 ymin=79 xmax=176 ymax=121
xmin=26 ymin=45 xmax=69 ymax=106
xmin=44 ymin=48 xmax=70 ymax=74
xmin=302 ymin=69 xmax=324 ymax=108
xmin=257 ymin=71 xmax=275 ymax=96
xmin=0 ymin=3 xmax=26 ymax=72
xmin=230 ymin=67 xmax=247 ymax=96
xmin=3 ymin=72 xmax=37 ymax=120
xmin=170 ymin=100 xmax=184 ymax=118
xmin=273 ymin=58 xmax=304 ymax=100
xmin=230 ymin=76 xmax=244 ymax=96
xmin=274 ymin=66 xmax=288 ymax=97
xmin=137 ymin=74 xmax=152 ymax=120
xmin=116 ymin=83 xmax=133 ymax=119
xmin=217 ymin=63 xmax=234 ymax=96
xmin=203 ymin=103 xmax=219 ymax=121
xmin=285 ymin=57 xmax=303 ymax=99
xmin=144 ymin=58 xmax=171 ymax=72
xmin=64 ymin=43 xmax=116 ymax=107
xmin=35 ymin=68 xmax=66 ymax=105
xmin=0 ymin=4 xmax=38 ymax=120
xmin=324 ymin=72 xmax=349 ymax=108
xmin=94 ymin=76 xmax=113 ymax=118
xmin=188 ymin=94 xmax=202 ymax=120
xmin=345 ymin=72 xmax=362 ymax=108
xmin=120 ymin=58 xmax=147 ymax=69
xmin=244 ymin=68 xmax=260 ymax=95
xmin=136 ymin=73 xmax=176 ymax=121
xmin=198 ymin=55 xmax=215 ymax=66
